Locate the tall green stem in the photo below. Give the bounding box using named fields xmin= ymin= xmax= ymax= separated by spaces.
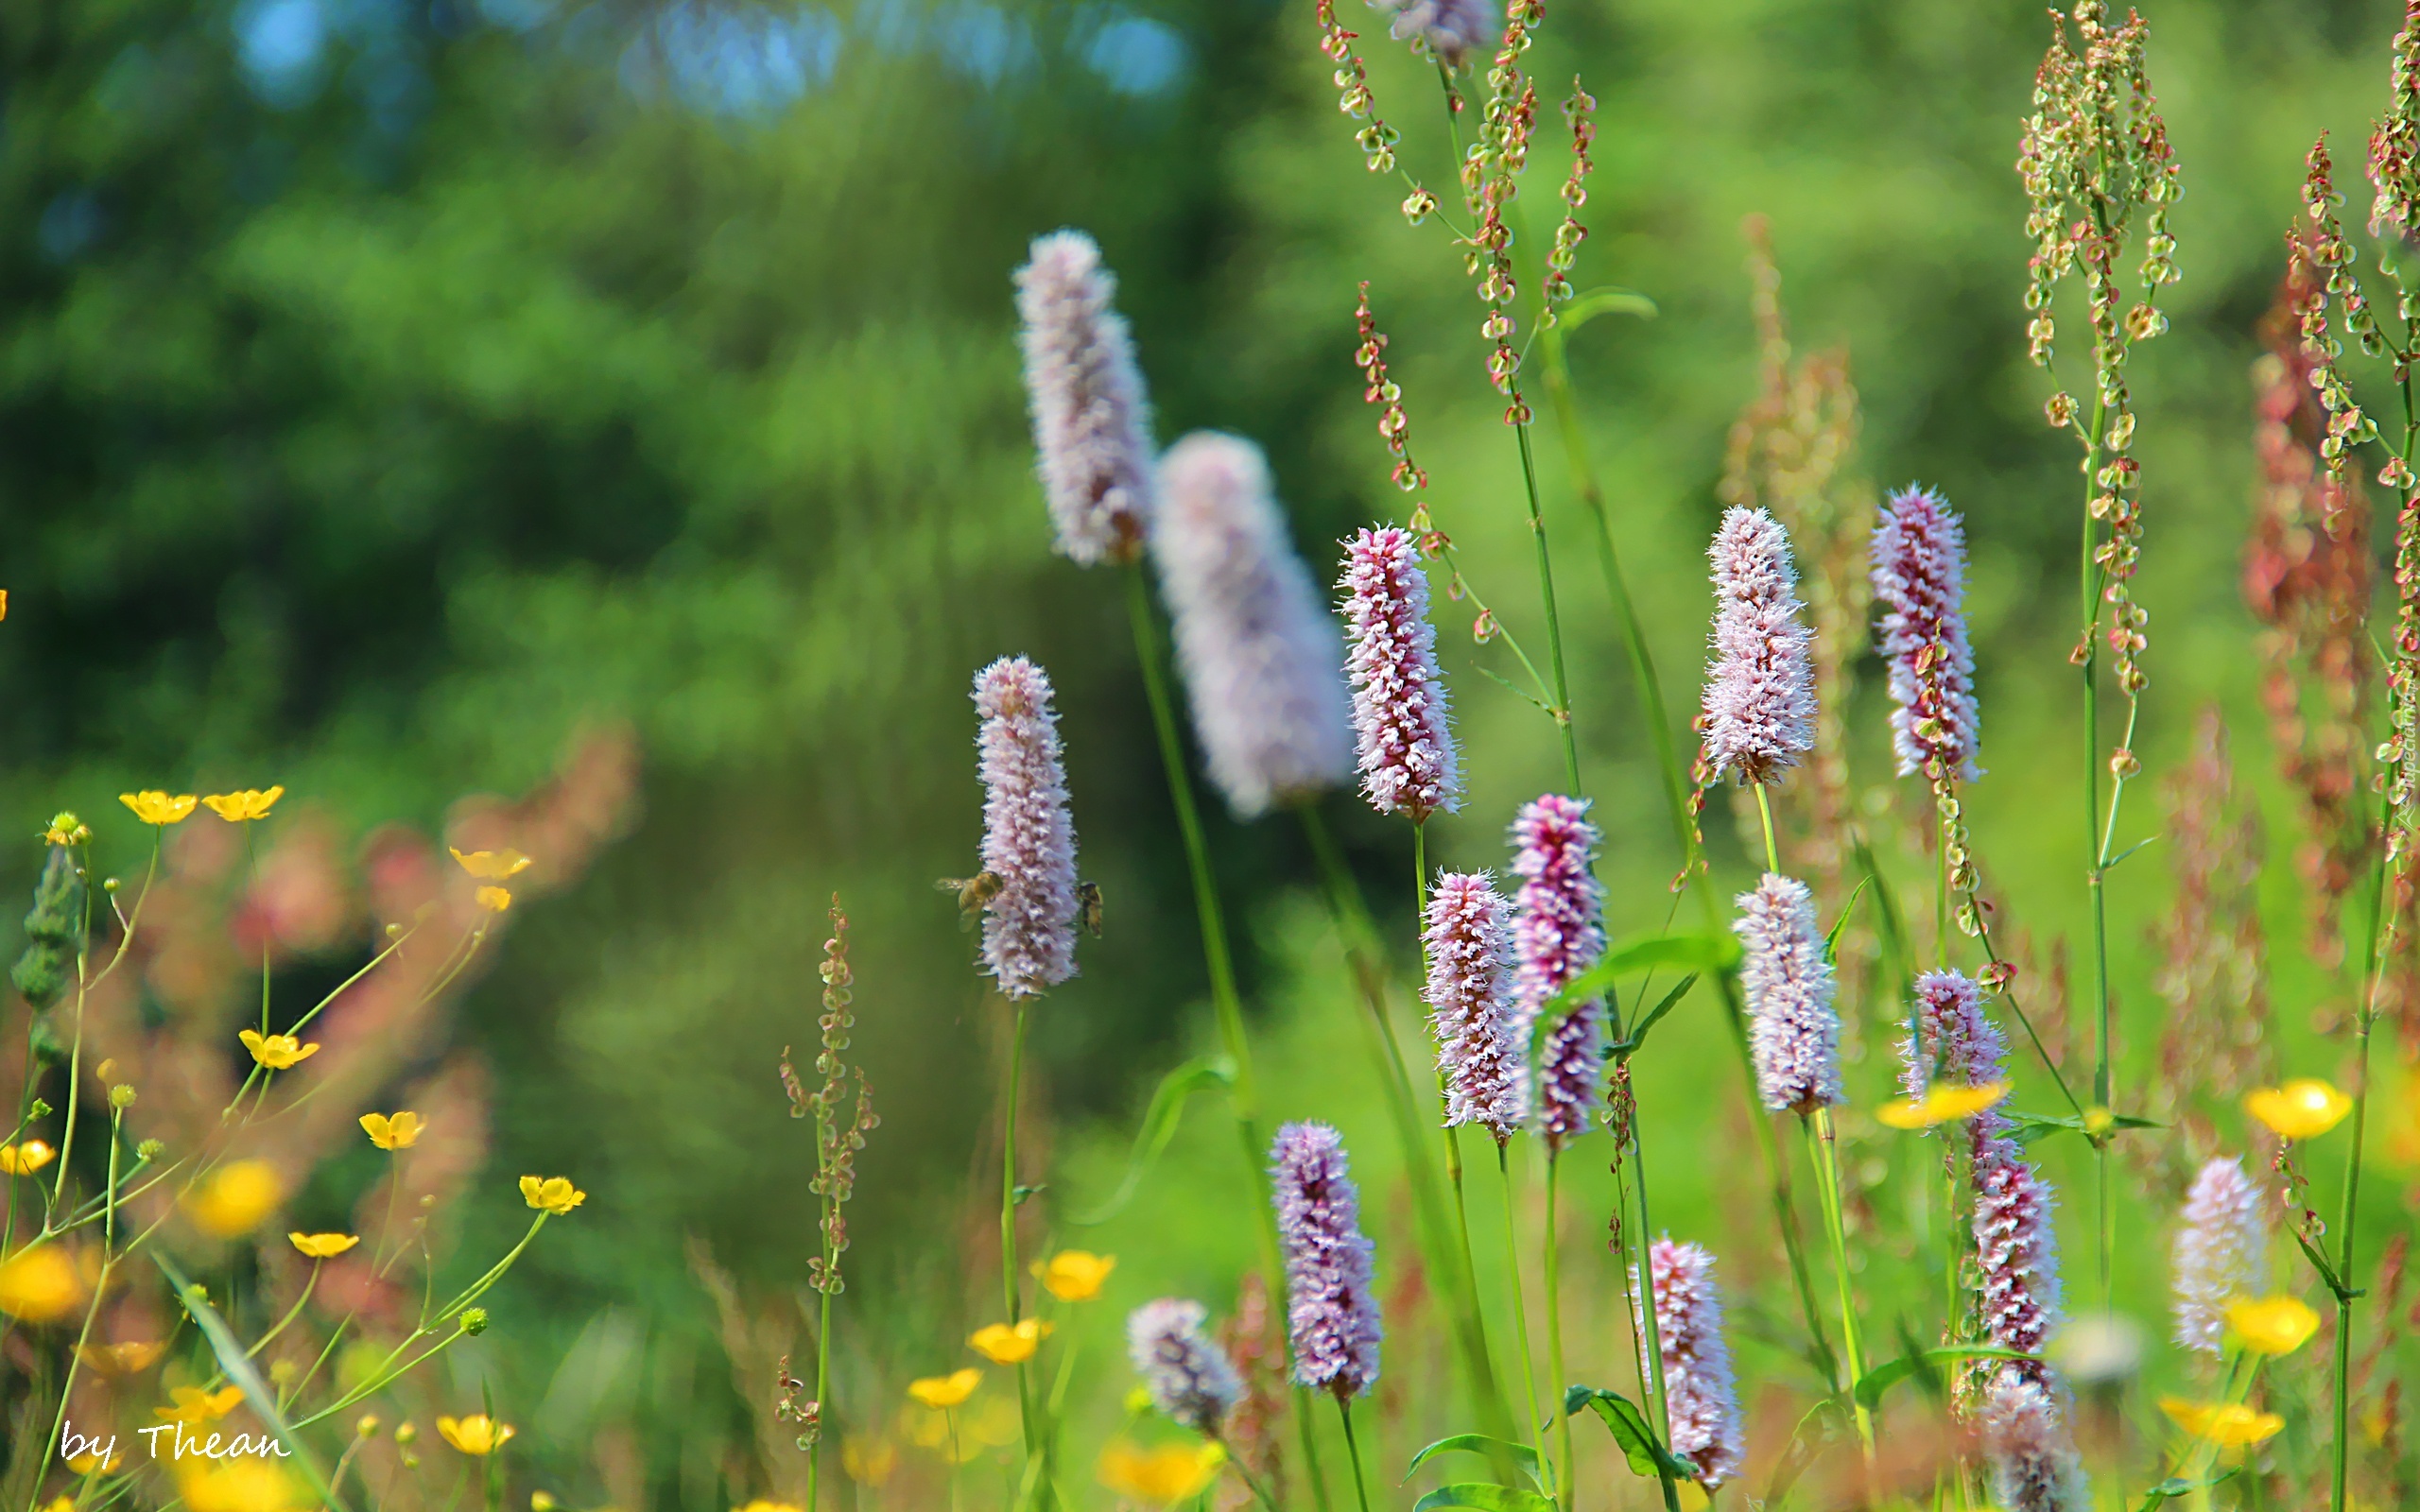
xmin=1624 ymin=1102 xmax=1684 ymax=1512
xmin=1513 ymin=421 xmax=1582 ymax=795
xmin=1336 ymin=1399 xmax=1375 ymax=1512
xmin=2076 ymin=389 xmax=2117 ymax=1306
xmin=1002 ymin=1001 xmax=1042 ymax=1504
xmin=1497 ymin=1144 xmax=1544 ymax=1459
xmin=1126 ymin=566 xmax=1328 ymax=1512
xmin=1544 ymin=1156 xmax=1574 ymax=1510
xmin=1808 ymin=1110 xmax=1875 ymax=1461
xmin=1305 ymin=806 xmax=1515 ymax=1453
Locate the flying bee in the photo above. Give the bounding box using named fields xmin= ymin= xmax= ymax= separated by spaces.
xmin=1076 ymin=881 xmax=1104 ymax=937
xmin=935 ymin=871 xmax=1002 ymax=930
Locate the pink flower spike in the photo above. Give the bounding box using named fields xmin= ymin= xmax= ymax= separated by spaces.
xmin=1701 ymin=506 xmax=1817 ymax=785
xmin=1422 ymin=871 xmax=1524 ymax=1144
xmin=1338 ymin=526 xmax=1460 ymax=821
xmin=1871 ymin=484 xmax=1982 ymax=780
xmin=972 ymin=657 xmax=1080 ymax=999
xmin=1014 ymin=231 xmax=1156 ymax=566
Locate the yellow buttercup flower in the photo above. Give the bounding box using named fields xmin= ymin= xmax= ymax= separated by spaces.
xmin=177 ymin=1457 xmax=305 ymax=1512
xmin=67 ymin=1448 xmax=124 ymax=1473
xmin=78 ymin=1339 xmax=164 ymax=1375
xmin=1097 ymin=1440 xmax=1225 ymax=1504
xmin=450 ymin=848 xmax=533 ymax=881
xmin=475 ymin=886 xmax=513 ymax=914
xmin=183 ymin=1160 xmax=285 ymax=1238
xmin=0 ymin=1140 xmax=58 ymax=1176
xmin=155 ymin=1384 xmax=247 ymax=1424
xmin=0 ymin=1245 xmax=87 ymax=1322
xmin=2245 ymin=1079 xmax=2353 ymax=1141
xmin=2226 ymin=1295 xmax=2322 ymax=1357
xmin=1876 ymin=1082 xmax=2011 ymax=1130
xmin=1033 ymin=1249 xmax=1116 ymax=1302
xmin=41 ymin=813 xmax=89 ymax=848
xmin=2160 ymin=1397 xmax=2284 ymax=1449
xmin=288 ymin=1231 xmax=360 ymax=1260
xmin=360 ymin=1110 xmax=425 ymax=1150
xmin=520 ymin=1175 xmax=586 ymax=1215
xmin=907 ymin=1368 xmax=981 ymax=1409
xmin=969 ymin=1318 xmax=1052 ymax=1365
xmin=202 ymin=788 xmax=285 ymax=823
xmin=238 ymin=1030 xmax=320 ymax=1071
xmin=120 ymin=792 xmax=199 ymax=826
xmin=436 ymin=1415 xmax=516 ymax=1455
xmin=841 ymin=1435 xmax=897 ymax=1486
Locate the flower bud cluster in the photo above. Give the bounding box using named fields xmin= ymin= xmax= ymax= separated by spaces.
xmin=1316 ymin=0 xmax=1401 ymax=173
xmin=1355 ymin=284 xmax=1429 ymax=496
xmin=2018 ymin=2 xmax=2181 ymax=701
xmin=2369 ymin=1 xmax=2420 ymax=239
xmin=1461 ymin=0 xmax=1541 ymax=422
xmin=807 ymin=901 xmax=879 ymax=1296
xmin=1542 ymin=79 xmax=1595 ymax=310
xmin=2297 ymin=142 xmax=2384 ymax=470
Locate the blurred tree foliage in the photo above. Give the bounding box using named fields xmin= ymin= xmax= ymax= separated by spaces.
xmin=0 ymin=0 xmax=2406 ymax=1503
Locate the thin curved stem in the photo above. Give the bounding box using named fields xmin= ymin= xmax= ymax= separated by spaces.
xmin=1497 ymin=1144 xmax=1544 ymax=1457
xmin=1335 ymin=1398 xmax=1375 ymax=1512
xmin=1807 ymin=1110 xmax=1875 ymax=1463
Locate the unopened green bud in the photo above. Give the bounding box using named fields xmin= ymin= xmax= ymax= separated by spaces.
xmin=458 ymin=1307 xmax=490 ymax=1335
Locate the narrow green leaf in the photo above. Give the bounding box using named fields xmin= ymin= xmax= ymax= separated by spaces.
xmin=1410 ymin=1484 xmax=1556 ymax=1512
xmin=1854 ymin=1347 xmax=2037 ymax=1410
xmin=1612 ymin=974 xmax=1698 ymax=1059
xmin=2291 ymin=1226 xmax=2360 ymax=1301
xmin=1476 ymin=664 xmax=1557 ymax=714
xmin=1404 ymin=1435 xmax=1544 ymax=1491
xmin=1763 ymin=1398 xmax=1841 ymax=1508
xmin=1559 ymin=288 xmax=1658 ymax=333
xmin=1544 ymin=933 xmax=1740 ymax=1021
xmin=1822 ymin=878 xmax=1871 ymax=966
xmin=1068 ymin=1057 xmax=1234 ymax=1225
xmin=156 ymin=1252 xmax=347 ymax=1512
xmin=1564 ymin=1385 xmax=1699 ymax=1482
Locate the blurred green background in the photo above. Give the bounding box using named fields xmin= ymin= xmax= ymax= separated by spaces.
xmin=2 ymin=0 xmax=2411 ymax=1504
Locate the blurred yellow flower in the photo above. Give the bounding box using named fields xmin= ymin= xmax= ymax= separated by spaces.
xmin=360 ymin=1110 xmax=424 ymax=1150
xmin=529 ymin=1496 xmax=556 ymax=1512
xmin=475 ymin=886 xmax=513 ymax=914
xmin=41 ymin=1497 xmax=73 ymax=1512
xmin=908 ymin=1368 xmax=981 ymax=1409
xmin=969 ymin=1318 xmax=1051 ymax=1365
xmin=120 ymin=792 xmax=198 ymax=826
xmin=730 ymin=1502 xmax=801 ymax=1512
xmin=2226 ymin=1296 xmax=2322 ymax=1357
xmin=177 ymin=1456 xmax=303 ymax=1512
xmin=41 ymin=814 xmax=89 ymax=847
xmin=238 ymin=1031 xmax=319 ymax=1071
xmin=288 ymin=1232 xmax=359 ymax=1260
xmin=450 ymin=848 xmax=533 ymax=881
xmin=437 ymin=1415 xmax=516 ymax=1455
xmin=202 ymin=789 xmax=285 ymax=823
xmin=67 ymin=1447 xmax=123 ymax=1473
xmin=1033 ymin=1250 xmax=1116 ymax=1302
xmin=155 ymin=1385 xmax=246 ymax=1424
xmin=2160 ymin=1397 xmax=2284 ymax=1448
xmin=183 ymin=1160 xmax=285 ymax=1238
xmin=841 ymin=1435 xmax=897 ymax=1486
xmin=2245 ymin=1079 xmax=2352 ymax=1141
xmin=78 ymin=1340 xmax=164 ymax=1375
xmin=1876 ymin=1082 xmax=2011 ymax=1130
xmin=0 ymin=1140 xmax=58 ymax=1176
xmin=1098 ymin=1440 xmax=1224 ymax=1503
xmin=0 ymin=1245 xmax=86 ymax=1322
xmin=520 ymin=1175 xmax=586 ymax=1215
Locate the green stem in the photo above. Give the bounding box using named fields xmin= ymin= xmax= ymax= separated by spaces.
xmin=1544 ymin=1156 xmax=1573 ymax=1511
xmin=1126 ymin=565 xmax=1325 ymax=1512
xmin=1513 ymin=421 xmax=1582 ymax=795
xmin=1002 ymin=1000 xmax=1041 ymax=1503
xmin=1807 ymin=1110 xmax=1875 ymax=1459
xmin=1754 ymin=783 xmax=1780 ymax=876
xmin=1626 ymin=1108 xmax=1684 ymax=1512
xmin=808 ymin=1280 xmax=834 ymax=1510
xmin=2077 ymin=389 xmax=2116 ymax=1307
xmin=1305 ymin=805 xmax=1512 ymax=1452
xmin=1335 ymin=1398 xmax=1375 ymax=1512
xmin=1497 ymin=1144 xmax=1544 ymax=1458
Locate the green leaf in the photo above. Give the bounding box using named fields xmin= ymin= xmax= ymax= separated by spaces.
xmin=1404 ymin=1435 xmax=1546 ymax=1491
xmin=1558 ymin=288 xmax=1658 ymax=332
xmin=1411 ymin=1485 xmax=1556 ymax=1512
xmin=1853 ymin=1347 xmax=2038 ymax=1411
xmin=1822 ymin=878 xmax=1870 ymax=966
xmin=1542 ymin=932 xmax=1741 ymax=1022
xmin=2139 ymin=1466 xmax=2238 ymax=1510
xmin=155 ymin=1252 xmax=347 ymax=1512
xmin=2291 ymin=1226 xmax=2361 ymax=1301
xmin=1762 ymin=1398 xmax=1842 ymax=1507
xmin=1611 ymin=974 xmax=1698 ymax=1059
xmin=1564 ymin=1385 xmax=1699 ymax=1483
xmin=1067 ymin=1057 xmax=1234 ymax=1225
